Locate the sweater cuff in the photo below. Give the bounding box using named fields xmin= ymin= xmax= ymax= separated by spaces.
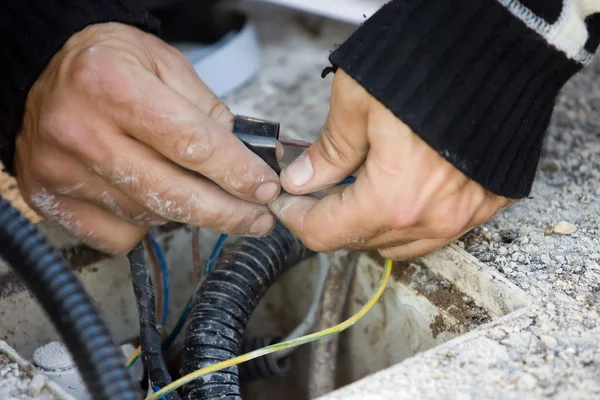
xmin=329 ymin=0 xmax=583 ymax=199
xmin=0 ymin=0 xmax=160 ymax=175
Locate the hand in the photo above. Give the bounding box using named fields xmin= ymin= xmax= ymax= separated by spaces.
xmin=270 ymin=70 xmax=514 ymax=260
xmin=16 ymin=23 xmax=279 ymax=254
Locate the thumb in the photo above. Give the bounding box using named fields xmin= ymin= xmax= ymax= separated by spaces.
xmin=281 ymin=97 xmax=369 ymax=195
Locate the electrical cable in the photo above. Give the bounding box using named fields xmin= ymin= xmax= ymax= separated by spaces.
xmin=192 ymin=227 xmax=202 ymax=282
xmin=127 ymin=236 xmax=170 ymax=369
xmin=143 ymin=235 xmax=165 ymax=329
xmin=163 ymin=233 xmax=228 ymax=350
xmin=146 ymin=258 xmax=392 ymax=400
xmin=131 ymin=233 xmax=229 ymax=359
xmin=126 ymin=347 xmax=141 ymax=369
xmin=337 ymin=176 xmax=356 ymax=186
xmin=179 ymin=223 xmax=313 ymax=399
xmin=275 ymin=252 xmax=330 ymax=359
xmin=130 ymin=174 xmax=354 ymax=371
xmin=204 ymin=233 xmax=228 ymax=274
xmin=0 ymin=197 xmax=139 ymax=399
xmin=149 ymin=234 xmax=171 ymax=327
xmin=279 ymin=138 xmax=312 ymax=148
xmin=128 ymin=243 xmax=181 ymax=400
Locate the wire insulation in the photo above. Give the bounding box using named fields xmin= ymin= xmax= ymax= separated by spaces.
xmin=143 ymin=235 xmax=165 ymax=329
xmin=192 ymin=227 xmax=202 ymax=282
xmin=279 ymin=138 xmax=312 ymax=148
xmin=204 ymin=233 xmax=228 ymax=274
xmin=146 ymin=258 xmax=393 ymax=400
xmin=126 ymin=347 xmax=141 ymax=368
xmin=0 ymin=197 xmax=139 ymax=399
xmin=149 ymin=235 xmax=170 ymax=327
xmin=128 ymin=243 xmax=180 ymax=400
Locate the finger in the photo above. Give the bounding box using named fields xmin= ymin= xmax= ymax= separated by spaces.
xmin=149 ymin=42 xmax=235 ymax=129
xmin=106 ymin=66 xmax=280 ymax=204
xmin=94 ymin=133 xmax=276 ymax=236
xmin=270 ymin=173 xmax=387 ymax=252
xmin=378 ymin=223 xmax=478 ymax=261
xmin=280 ymin=72 xmax=370 ymax=194
xmin=27 ymin=192 xmax=147 ymax=254
xmin=21 ymin=146 xmax=167 ymax=227
xmin=63 ymin=177 xmax=167 ymax=227
xmin=378 ymin=238 xmax=453 ymax=261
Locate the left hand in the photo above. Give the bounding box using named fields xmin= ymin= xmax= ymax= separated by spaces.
xmin=269 ymin=69 xmax=514 ymax=260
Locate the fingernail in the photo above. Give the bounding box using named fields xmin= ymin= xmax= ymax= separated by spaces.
xmin=255 ymin=182 xmax=280 ymax=203
xmin=249 ymin=214 xmax=275 ymax=236
xmin=284 ymin=154 xmax=313 ymax=188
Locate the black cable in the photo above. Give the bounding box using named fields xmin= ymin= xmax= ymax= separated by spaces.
xmin=238 ymin=336 xmax=290 ymax=382
xmin=180 ymin=222 xmax=313 ymax=400
xmin=0 ymin=197 xmax=139 ymax=400
xmin=128 ymin=242 xmax=181 ymax=400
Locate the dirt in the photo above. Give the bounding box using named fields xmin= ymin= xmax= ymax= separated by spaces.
xmin=391 ymin=261 xmax=491 ymax=332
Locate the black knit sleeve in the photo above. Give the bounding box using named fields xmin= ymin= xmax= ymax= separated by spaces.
xmin=0 ymin=1 xmax=160 ymax=175
xmin=328 ymin=0 xmax=600 ymax=199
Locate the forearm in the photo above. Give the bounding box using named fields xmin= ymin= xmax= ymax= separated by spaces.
xmin=329 ymin=0 xmax=600 ymax=199
xmin=0 ymin=1 xmax=160 ymax=174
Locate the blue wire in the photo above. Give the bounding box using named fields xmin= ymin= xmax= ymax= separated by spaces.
xmin=161 ymin=169 xmax=354 ymax=349
xmin=162 ymin=233 xmax=228 ymax=350
xmin=162 ymin=175 xmax=354 ymax=350
xmin=153 ymin=386 xmax=167 ymax=400
xmin=204 ymin=233 xmax=228 ymax=275
xmin=148 ymin=234 xmax=170 ymax=327
xmin=337 ymin=175 xmax=356 ymax=186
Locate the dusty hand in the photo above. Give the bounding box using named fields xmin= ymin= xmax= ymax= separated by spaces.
xmin=16 ymin=23 xmax=279 ymax=254
xmin=270 ymin=70 xmax=513 ymax=260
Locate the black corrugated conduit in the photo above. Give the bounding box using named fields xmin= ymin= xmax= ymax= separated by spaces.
xmin=180 ymin=222 xmax=313 ymax=399
xmin=238 ymin=336 xmax=290 ymax=382
xmin=0 ymin=197 xmax=139 ymax=400
xmin=128 ymin=243 xmax=181 ymax=400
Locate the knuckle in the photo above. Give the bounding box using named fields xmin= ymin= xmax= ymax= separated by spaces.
xmin=152 ymin=185 xmax=190 ymax=221
xmin=174 ymin=130 xmax=215 ymax=164
xmin=207 ymin=98 xmax=234 ymax=125
xmin=214 ymin=210 xmax=251 ymax=234
xmin=187 ymin=195 xmax=252 ymax=233
xmin=70 ymin=47 xmax=105 ymax=92
xmin=29 ymin=153 xmax=66 ymax=186
xmin=69 ymin=46 xmax=133 ymax=106
xmin=41 ymin=110 xmax=87 ymax=151
xmin=389 ymin=208 xmax=419 ymax=231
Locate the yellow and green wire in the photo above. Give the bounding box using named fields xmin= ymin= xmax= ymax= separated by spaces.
xmin=145 ymin=258 xmax=393 ymax=400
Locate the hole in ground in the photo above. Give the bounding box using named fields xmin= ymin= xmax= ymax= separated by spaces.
xmin=243 ymin=246 xmax=529 ymax=400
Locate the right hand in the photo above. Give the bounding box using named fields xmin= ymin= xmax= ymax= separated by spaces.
xmin=15 ymin=23 xmax=279 ymax=254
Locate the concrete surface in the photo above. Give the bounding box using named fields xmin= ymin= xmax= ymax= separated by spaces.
xmin=0 ymin=2 xmax=598 ymax=400
xmin=223 ymin=4 xmax=600 ymax=399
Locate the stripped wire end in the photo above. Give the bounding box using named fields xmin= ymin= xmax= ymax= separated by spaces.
xmin=279 ymin=138 xmax=312 ymax=149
